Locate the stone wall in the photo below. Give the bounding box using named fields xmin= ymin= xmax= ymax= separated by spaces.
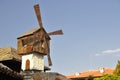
xmin=22 ymin=71 xmax=70 ymax=80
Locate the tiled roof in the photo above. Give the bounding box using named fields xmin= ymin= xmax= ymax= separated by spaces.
xmin=67 ymin=68 xmax=114 ymax=79
xmin=0 ymin=47 xmax=21 ymax=61
xmin=0 ymin=63 xmax=23 ymax=79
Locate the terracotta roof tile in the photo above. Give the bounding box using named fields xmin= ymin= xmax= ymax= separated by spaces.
xmin=67 ymin=68 xmax=114 ymax=79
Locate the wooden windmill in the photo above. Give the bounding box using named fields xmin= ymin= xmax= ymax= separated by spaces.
xmin=17 ymin=4 xmax=63 ymax=71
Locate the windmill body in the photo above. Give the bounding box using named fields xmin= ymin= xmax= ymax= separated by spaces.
xmin=17 ymin=4 xmax=63 ymax=71
xmin=17 ymin=27 xmax=50 ymax=71
xmin=17 ymin=27 xmax=50 ymax=55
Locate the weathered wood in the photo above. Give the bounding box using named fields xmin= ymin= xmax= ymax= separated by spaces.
xmin=34 ymin=4 xmax=43 ymax=28
xmin=48 ymin=29 xmax=63 ymax=36
xmin=17 ymin=28 xmax=50 ymax=55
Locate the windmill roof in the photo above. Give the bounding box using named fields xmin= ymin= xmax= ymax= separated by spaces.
xmin=67 ymin=68 xmax=114 ymax=79
xmin=17 ymin=27 xmax=39 ymax=39
xmin=0 ymin=47 xmax=21 ymax=62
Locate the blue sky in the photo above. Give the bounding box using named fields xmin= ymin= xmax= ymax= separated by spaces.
xmin=1 ymin=0 xmax=120 ymax=75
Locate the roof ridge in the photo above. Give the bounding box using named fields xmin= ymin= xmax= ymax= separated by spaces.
xmin=73 ymin=68 xmax=114 ymax=74
xmin=17 ymin=27 xmax=40 ymax=38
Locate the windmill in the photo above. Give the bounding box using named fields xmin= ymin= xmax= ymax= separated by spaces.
xmin=17 ymin=4 xmax=63 ymax=69
xmin=34 ymin=4 xmax=63 ymax=66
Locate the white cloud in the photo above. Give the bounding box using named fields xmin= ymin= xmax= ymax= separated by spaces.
xmin=95 ymin=48 xmax=120 ymax=56
xmin=102 ymin=48 xmax=120 ymax=54
xmin=95 ymin=53 xmax=103 ymax=56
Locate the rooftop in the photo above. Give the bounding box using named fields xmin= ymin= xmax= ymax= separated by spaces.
xmin=17 ymin=27 xmax=39 ymax=39
xmin=67 ymin=68 xmax=114 ymax=79
xmin=0 ymin=47 xmax=21 ymax=62
xmin=0 ymin=63 xmax=23 ymax=79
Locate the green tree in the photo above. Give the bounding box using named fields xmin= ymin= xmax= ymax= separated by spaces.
xmin=85 ymin=75 xmax=93 ymax=80
xmin=113 ymin=60 xmax=120 ymax=75
xmin=94 ymin=60 xmax=120 ymax=80
xmin=94 ymin=74 xmax=120 ymax=80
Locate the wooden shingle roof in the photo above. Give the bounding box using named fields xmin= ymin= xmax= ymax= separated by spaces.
xmin=0 ymin=47 xmax=21 ymax=61
xmin=17 ymin=27 xmax=50 ymax=39
xmin=17 ymin=27 xmax=39 ymax=39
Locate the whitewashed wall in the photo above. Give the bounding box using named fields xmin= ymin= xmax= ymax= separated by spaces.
xmin=33 ymin=53 xmax=44 ymax=70
xmin=21 ymin=53 xmax=44 ymax=71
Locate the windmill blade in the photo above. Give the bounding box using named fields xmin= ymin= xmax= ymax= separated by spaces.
xmin=34 ymin=4 xmax=43 ymax=28
xmin=47 ymin=52 xmax=52 ymax=66
xmin=48 ymin=30 xmax=63 ymax=36
xmin=44 ymin=35 xmax=52 ymax=66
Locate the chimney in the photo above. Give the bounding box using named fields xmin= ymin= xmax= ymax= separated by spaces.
xmin=75 ymin=72 xmax=80 ymax=76
xmin=99 ymin=67 xmax=104 ymax=73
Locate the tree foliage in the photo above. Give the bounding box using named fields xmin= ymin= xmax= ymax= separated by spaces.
xmin=94 ymin=74 xmax=120 ymax=80
xmin=113 ymin=60 xmax=120 ymax=75
xmin=85 ymin=75 xmax=93 ymax=80
xmin=94 ymin=60 xmax=120 ymax=80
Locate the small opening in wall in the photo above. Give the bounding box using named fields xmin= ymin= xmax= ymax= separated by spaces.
xmin=25 ymin=59 xmax=30 ymax=70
